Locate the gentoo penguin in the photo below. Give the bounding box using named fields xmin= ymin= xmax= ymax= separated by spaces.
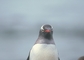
xmin=27 ymin=24 xmax=60 ymax=60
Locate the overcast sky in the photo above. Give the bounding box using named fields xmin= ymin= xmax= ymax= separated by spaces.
xmin=0 ymin=0 xmax=84 ymax=30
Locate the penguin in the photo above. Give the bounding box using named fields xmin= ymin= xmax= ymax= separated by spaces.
xmin=27 ymin=24 xmax=60 ymax=60
xmin=78 ymin=56 xmax=84 ymax=60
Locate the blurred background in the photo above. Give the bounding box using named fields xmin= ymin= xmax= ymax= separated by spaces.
xmin=0 ymin=0 xmax=84 ymax=60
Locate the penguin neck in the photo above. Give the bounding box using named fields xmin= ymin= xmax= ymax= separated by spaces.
xmin=38 ymin=31 xmax=53 ymax=40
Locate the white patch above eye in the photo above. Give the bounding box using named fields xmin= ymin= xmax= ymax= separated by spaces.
xmin=41 ymin=25 xmax=44 ymax=30
xmin=41 ymin=24 xmax=53 ymax=30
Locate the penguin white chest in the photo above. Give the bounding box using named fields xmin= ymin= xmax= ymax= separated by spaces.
xmin=30 ymin=44 xmax=58 ymax=60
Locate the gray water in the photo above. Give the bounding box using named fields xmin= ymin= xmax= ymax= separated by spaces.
xmin=0 ymin=0 xmax=84 ymax=60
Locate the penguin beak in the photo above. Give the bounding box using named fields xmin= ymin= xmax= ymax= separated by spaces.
xmin=44 ymin=29 xmax=51 ymax=33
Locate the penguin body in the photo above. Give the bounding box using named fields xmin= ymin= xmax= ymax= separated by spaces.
xmin=27 ymin=24 xmax=60 ymax=60
xmin=30 ymin=44 xmax=58 ymax=60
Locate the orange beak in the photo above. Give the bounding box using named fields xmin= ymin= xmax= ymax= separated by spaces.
xmin=44 ymin=30 xmax=51 ymax=32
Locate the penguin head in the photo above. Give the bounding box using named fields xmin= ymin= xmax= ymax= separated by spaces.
xmin=40 ymin=24 xmax=53 ymax=33
xmin=39 ymin=24 xmax=53 ymax=39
